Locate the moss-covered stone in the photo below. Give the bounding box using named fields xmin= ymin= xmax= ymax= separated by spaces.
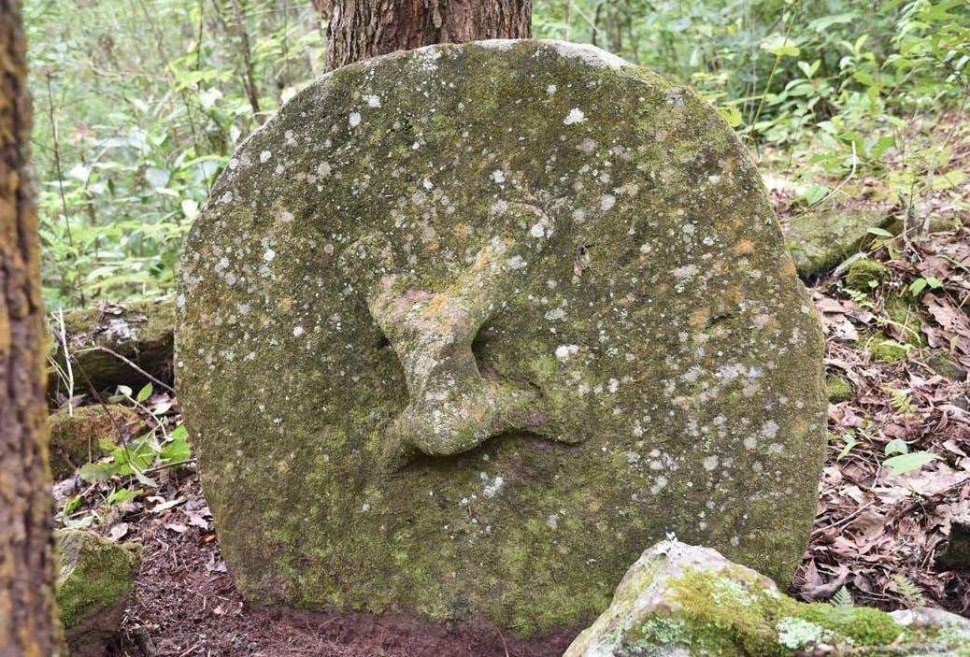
xmin=55 ymin=529 xmax=141 ymax=657
xmin=871 ymin=338 xmax=910 ymax=363
xmin=826 ymin=374 xmax=854 ymax=403
xmin=47 ymin=298 xmax=175 ymax=397
xmin=845 ymin=259 xmax=889 ymax=291
xmin=48 ymin=405 xmax=146 ymax=480
xmin=883 ymin=291 xmax=925 ymax=347
xmin=782 ymin=207 xmax=892 ymax=278
xmin=565 ymin=540 xmax=970 ymax=657
xmin=177 ymin=40 xmax=826 ymax=636
xmin=927 ymin=352 xmax=968 ymax=381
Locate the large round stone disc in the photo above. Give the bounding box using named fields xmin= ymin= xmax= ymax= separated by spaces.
xmin=177 ymin=40 xmax=826 ymax=637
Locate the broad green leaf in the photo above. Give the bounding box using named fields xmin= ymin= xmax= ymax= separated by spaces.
xmin=883 ymin=452 xmax=940 ymax=476
xmin=64 ymin=515 xmax=96 ymax=530
xmin=761 ymin=34 xmax=801 ymax=58
xmin=909 ymin=278 xmax=928 ymax=297
xmin=78 ymin=461 xmax=120 ymax=483
xmin=106 ymin=487 xmax=141 ymax=505
xmin=885 ymin=438 xmax=909 ymax=456
xmin=144 ymin=167 xmax=170 ymax=189
xmin=62 ymin=494 xmax=85 ymax=516
xmin=931 ymin=170 xmax=967 ymax=191
xmin=137 ymin=382 xmax=153 ymax=402
xmin=181 ymin=198 xmax=200 ymax=221
xmin=803 ymin=184 xmax=830 ymax=206
xmin=161 ymin=434 xmax=191 ymax=464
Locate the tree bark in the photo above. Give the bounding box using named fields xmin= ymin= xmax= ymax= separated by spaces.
xmin=0 ymin=1 xmax=61 ymax=655
xmin=321 ymin=0 xmax=532 ymax=71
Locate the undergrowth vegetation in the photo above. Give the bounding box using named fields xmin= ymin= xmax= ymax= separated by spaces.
xmin=26 ymin=0 xmax=970 ymax=307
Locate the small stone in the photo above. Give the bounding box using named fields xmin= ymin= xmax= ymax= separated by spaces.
xmin=870 ymin=338 xmax=909 ymax=364
xmin=927 ymin=352 xmax=967 ymax=381
xmin=825 ymin=374 xmax=854 ymax=403
xmin=844 ymin=258 xmax=889 ymax=291
xmin=781 ymin=207 xmax=893 ymax=278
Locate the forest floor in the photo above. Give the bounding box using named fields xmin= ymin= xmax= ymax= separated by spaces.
xmin=51 ymin=128 xmax=970 ymax=656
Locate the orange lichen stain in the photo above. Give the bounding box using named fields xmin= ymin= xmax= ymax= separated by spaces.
xmin=426 ymin=294 xmax=450 ymax=317
xmin=781 ymin=259 xmax=797 ymax=277
xmin=689 ymin=307 xmax=710 ymax=329
xmin=453 ymin=223 xmax=471 ymax=238
xmin=733 ymin=240 xmax=755 ymax=255
xmin=467 ymin=248 xmax=494 ymax=275
xmin=426 ymin=241 xmax=440 ymax=252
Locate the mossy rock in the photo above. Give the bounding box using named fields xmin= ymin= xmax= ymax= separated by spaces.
xmin=884 ymin=291 xmax=924 ymax=347
xmin=844 ymin=258 xmax=889 ymax=292
xmin=47 ymin=298 xmax=175 ymax=398
xmin=55 ymin=529 xmax=142 ymax=657
xmin=781 ymin=207 xmax=892 ymax=278
xmin=825 ymin=374 xmax=854 ymax=403
xmin=870 ymin=338 xmax=911 ymax=364
xmin=48 ymin=404 xmax=146 ymax=480
xmin=927 ymin=352 xmax=967 ymax=381
xmin=178 ymin=40 xmax=826 ymax=637
xmin=565 ymin=540 xmax=970 ymax=657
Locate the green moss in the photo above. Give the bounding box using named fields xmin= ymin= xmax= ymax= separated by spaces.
xmin=621 ymin=570 xmax=906 ymax=656
xmin=870 ymin=338 xmax=910 ymax=363
xmin=845 ymin=259 xmax=889 ymax=291
xmin=825 ymin=374 xmax=854 ymax=403
xmin=55 ymin=529 xmax=141 ymax=628
xmin=884 ymin=292 xmax=924 ymax=347
xmin=795 ymin=603 xmax=903 ymax=646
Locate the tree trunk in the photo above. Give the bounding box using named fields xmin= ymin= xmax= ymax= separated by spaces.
xmin=0 ymin=1 xmax=61 ymax=655
xmin=320 ymin=0 xmax=532 ymax=71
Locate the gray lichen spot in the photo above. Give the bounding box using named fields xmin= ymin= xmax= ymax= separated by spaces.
xmin=177 ymin=40 xmax=826 ymax=638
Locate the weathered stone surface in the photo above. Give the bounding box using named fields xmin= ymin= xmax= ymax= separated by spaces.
xmin=48 ymin=404 xmax=146 ymax=479
xmin=56 ymin=529 xmax=141 ymax=657
xmin=47 ymin=299 xmax=175 ymax=397
xmin=781 ymin=207 xmax=892 ymax=278
xmin=565 ymin=540 xmax=970 ymax=657
xmin=177 ymin=40 xmax=826 ymax=636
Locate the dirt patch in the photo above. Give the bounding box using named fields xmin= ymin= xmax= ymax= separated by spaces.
xmin=110 ymin=477 xmax=574 ymax=657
